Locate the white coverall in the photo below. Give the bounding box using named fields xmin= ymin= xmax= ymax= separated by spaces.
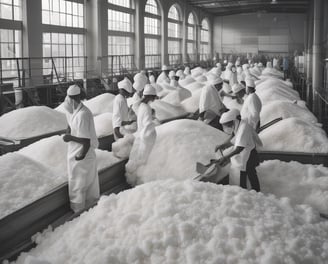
xmin=67 ymin=103 xmax=99 ymax=212
xmin=199 ymin=85 xmax=225 ymax=124
xmin=112 ymin=93 xmax=129 ymax=140
xmin=126 ymin=102 xmax=157 ymax=182
xmin=156 ymin=72 xmax=170 ymax=84
xmin=240 ymin=92 xmax=262 ymax=129
xmin=229 ymin=119 xmax=262 ymax=186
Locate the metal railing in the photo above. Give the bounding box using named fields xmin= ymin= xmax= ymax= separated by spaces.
xmin=144 ymin=54 xmax=161 ymax=70
xmin=168 ymin=54 xmax=182 ymax=67
xmin=102 ymin=55 xmax=136 ymax=77
xmin=0 ymin=56 xmax=87 ymax=89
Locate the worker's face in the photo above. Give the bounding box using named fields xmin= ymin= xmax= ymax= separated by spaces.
xmin=222 ymin=121 xmax=235 ymax=135
xmin=63 ymin=96 xmax=74 ymax=114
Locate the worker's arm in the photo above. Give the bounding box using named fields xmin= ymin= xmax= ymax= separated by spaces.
xmin=220 ymin=90 xmax=237 ymax=99
xmin=63 ymin=134 xmax=90 ymax=160
xmin=215 ymin=137 xmax=233 ymax=152
xmin=198 ymin=111 xmax=205 ymax=121
xmin=216 ymin=146 xmax=244 ymax=166
xmin=114 ymin=127 xmax=124 ymax=139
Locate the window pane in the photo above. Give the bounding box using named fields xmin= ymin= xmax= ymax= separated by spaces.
xmin=145 ymin=0 xmax=158 ymax=15
xmin=108 ymin=9 xmax=132 ymax=32
xmin=108 ymin=0 xmax=131 ymax=8
xmin=168 ymin=5 xmax=179 ymax=20
xmin=144 ymin=17 xmax=160 ymax=35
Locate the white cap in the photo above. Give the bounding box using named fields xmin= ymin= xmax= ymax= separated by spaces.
xmin=67 ymin=84 xmax=81 ymax=96
xmin=246 ymin=78 xmax=255 ymax=87
xmin=134 ymin=73 xmax=148 ymax=85
xmin=258 ymin=62 xmax=263 ymax=67
xmin=184 ymin=67 xmax=191 ymax=75
xmin=169 ymin=70 xmax=175 ymax=78
xmin=162 ymin=65 xmax=168 ymax=71
xmin=242 ymin=64 xmax=250 ymax=71
xmin=266 ymin=61 xmax=272 ymax=68
xmin=143 ymin=84 xmax=157 ymax=96
xmin=176 ymin=69 xmax=184 ymax=78
xmin=232 ymin=83 xmax=245 ymax=94
xmin=235 ymin=60 xmax=240 ymax=66
xmin=118 ymin=78 xmax=133 ymax=93
xmin=149 ymin=75 xmax=155 ymax=83
xmin=216 ymin=62 xmax=222 ymax=68
xmin=207 ymin=73 xmax=223 ymax=85
xmin=219 ymin=109 xmax=240 ymax=124
xmin=226 ymin=62 xmax=233 ymax=70
xmin=133 ymin=81 xmax=144 ymax=92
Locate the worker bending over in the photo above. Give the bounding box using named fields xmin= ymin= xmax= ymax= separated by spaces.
xmin=62 ymin=84 xmax=99 ymax=213
xmin=126 ymin=84 xmax=158 ymax=183
xmin=215 ymin=109 xmax=262 ymax=192
xmin=112 ymin=77 xmax=135 ymax=140
xmin=241 ymin=78 xmax=262 ymax=130
xmin=199 ymin=76 xmax=226 ymax=130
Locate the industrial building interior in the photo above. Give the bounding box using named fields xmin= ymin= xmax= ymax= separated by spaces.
xmin=1 ymin=0 xmax=328 ymax=263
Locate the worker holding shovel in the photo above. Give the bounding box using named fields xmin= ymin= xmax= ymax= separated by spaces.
xmin=204 ymin=109 xmax=262 ymax=191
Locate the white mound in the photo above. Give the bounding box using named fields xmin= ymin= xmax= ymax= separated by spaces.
xmin=0 ymin=153 xmax=63 ymax=219
xmin=181 ymin=89 xmax=202 ymax=113
xmin=19 ymin=136 xmax=121 ymax=178
xmin=259 ymin=118 xmax=328 ymax=153
xmin=150 ymin=100 xmax=187 ymax=121
xmin=258 ymin=160 xmax=328 ymax=215
xmin=0 ymin=106 xmax=67 ymax=139
xmin=94 ymin=113 xmax=113 ymax=137
xmin=126 ymin=119 xmax=229 ymax=185
xmin=83 ymin=93 xmax=116 ymax=116
xmin=14 ymin=180 xmax=328 ymax=264
xmin=183 ymin=81 xmax=205 ymax=93
xmin=260 ymin=101 xmax=317 ymax=125
xmin=179 ymin=75 xmax=196 ymax=87
xmin=261 ymin=67 xmax=284 ymax=79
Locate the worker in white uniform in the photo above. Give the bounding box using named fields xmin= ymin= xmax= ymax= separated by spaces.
xmin=112 ymin=78 xmax=135 ymax=140
xmin=126 ymin=84 xmax=157 ymax=183
xmin=62 ymin=84 xmax=99 ymax=213
xmin=240 ymin=78 xmax=262 ymax=130
xmin=231 ymin=83 xmax=246 ymax=105
xmin=156 ymin=65 xmax=170 ymax=84
xmin=215 ymin=109 xmax=262 ymax=192
xmin=199 ymin=76 xmax=226 ymax=130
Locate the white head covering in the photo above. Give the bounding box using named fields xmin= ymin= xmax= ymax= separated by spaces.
xmin=184 ymin=67 xmax=191 ymax=75
xmin=266 ymin=61 xmax=272 ymax=68
xmin=134 ymin=73 xmax=147 ymax=85
xmin=118 ymin=78 xmax=133 ymax=93
xmin=220 ymin=109 xmax=240 ymax=124
xmin=245 ymin=78 xmax=255 ymax=88
xmin=169 ymin=70 xmax=176 ymax=79
xmin=232 ymin=83 xmax=245 ymax=94
xmin=216 ymin=63 xmax=222 ymax=69
xmin=223 ymin=59 xmax=227 ymax=64
xmin=133 ymin=81 xmax=144 ymax=92
xmin=258 ymin=62 xmax=263 ymax=67
xmin=162 ymin=65 xmax=168 ymax=71
xmin=176 ymin=69 xmax=185 ymax=78
xmin=226 ymin=62 xmax=233 ymax=70
xmin=207 ymin=73 xmax=223 ymax=85
xmin=235 ymin=60 xmax=241 ymax=66
xmin=242 ymin=64 xmax=250 ymax=71
xmin=143 ymin=84 xmax=157 ymax=96
xmin=149 ymin=75 xmax=156 ymax=84
xmin=67 ymin=84 xmax=81 ymax=96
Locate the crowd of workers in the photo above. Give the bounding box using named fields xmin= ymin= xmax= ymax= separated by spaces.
xmin=62 ymin=58 xmax=284 ymax=213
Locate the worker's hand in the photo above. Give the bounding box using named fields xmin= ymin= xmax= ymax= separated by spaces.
xmin=218 ymin=156 xmax=230 ymax=166
xmin=215 ymin=144 xmax=222 ymax=152
xmin=75 ymin=154 xmax=86 ymax=161
xmin=63 ymin=134 xmax=72 ymax=142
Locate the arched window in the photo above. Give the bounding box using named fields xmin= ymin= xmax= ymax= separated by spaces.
xmin=187 ymin=12 xmax=196 ymax=63
xmin=107 ymin=0 xmax=135 ymax=74
xmin=200 ymin=18 xmax=210 ymax=61
xmin=144 ymin=0 xmax=161 ymax=69
xmin=167 ymin=4 xmax=182 ymax=66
